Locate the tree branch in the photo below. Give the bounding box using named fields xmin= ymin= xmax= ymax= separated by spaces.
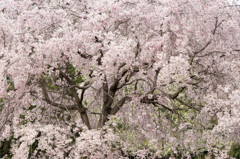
xmin=110 ymin=96 xmax=132 ymax=115
xmin=175 ymin=97 xmax=201 ymax=111
xmin=190 ymin=18 xmax=223 ymax=65
xmin=39 ymin=80 xmax=77 ymax=110
xmin=59 ymin=71 xmax=91 ymax=129
xmin=160 ymin=86 xmax=186 ymax=100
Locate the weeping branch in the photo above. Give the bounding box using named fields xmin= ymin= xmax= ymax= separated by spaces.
xmin=39 ymin=81 xmax=77 ymax=110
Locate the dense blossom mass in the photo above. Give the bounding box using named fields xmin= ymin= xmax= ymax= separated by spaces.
xmin=0 ymin=0 xmax=240 ymax=158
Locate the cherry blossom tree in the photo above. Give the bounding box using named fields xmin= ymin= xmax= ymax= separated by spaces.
xmin=0 ymin=0 xmax=240 ymax=158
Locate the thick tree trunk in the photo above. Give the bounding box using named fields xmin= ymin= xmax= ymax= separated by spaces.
xmin=79 ymin=109 xmax=91 ymax=129
xmin=97 ymin=107 xmax=112 ymax=128
xmin=97 ymin=79 xmax=118 ymax=128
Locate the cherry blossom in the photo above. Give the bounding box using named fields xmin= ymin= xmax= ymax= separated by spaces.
xmin=0 ymin=0 xmax=240 ymax=158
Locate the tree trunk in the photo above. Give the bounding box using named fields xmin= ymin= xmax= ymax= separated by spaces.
xmin=79 ymin=109 xmax=91 ymax=129
xmin=97 ymin=107 xmax=111 ymax=128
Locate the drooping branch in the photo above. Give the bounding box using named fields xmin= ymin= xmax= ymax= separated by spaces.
xmin=39 ymin=80 xmax=77 ymax=110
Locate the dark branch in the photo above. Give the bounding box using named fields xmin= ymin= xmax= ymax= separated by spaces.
xmin=77 ymin=51 xmax=93 ymax=59
xmin=159 ymin=87 xmax=186 ymax=100
xmin=110 ymin=96 xmax=132 ymax=115
xmin=190 ymin=18 xmax=223 ymax=65
xmin=39 ymin=81 xmax=77 ymax=110
xmin=176 ymin=97 xmax=201 ymax=111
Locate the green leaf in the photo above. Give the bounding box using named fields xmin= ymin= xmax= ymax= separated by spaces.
xmin=28 ymin=105 xmax=37 ymax=111
xmin=19 ymin=114 xmax=25 ymax=119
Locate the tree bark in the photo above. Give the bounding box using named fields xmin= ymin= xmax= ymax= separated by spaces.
xmin=59 ymin=71 xmax=91 ymax=129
